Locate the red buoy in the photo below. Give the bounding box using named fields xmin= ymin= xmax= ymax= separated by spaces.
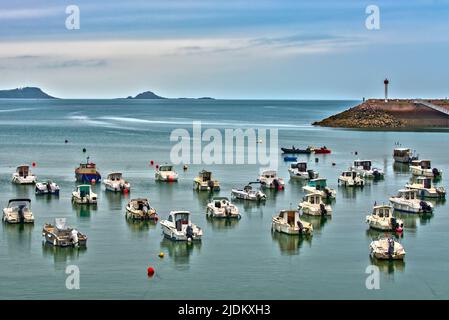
xmin=168 ymin=176 xmax=174 ymax=182
xmin=278 ymin=185 xmax=283 ymax=191
xmin=32 ymin=162 xmax=36 ymax=167
xmin=150 ymin=160 xmax=154 ymax=166
xmin=147 ymin=267 xmax=155 ymax=277
xmin=123 ymin=188 xmax=129 ymax=194
xmin=91 ymin=178 xmax=96 ymax=185
xmin=155 ymin=164 xmax=159 ymax=169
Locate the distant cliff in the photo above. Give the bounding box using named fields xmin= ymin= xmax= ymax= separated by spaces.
xmin=0 ymin=87 xmax=56 ymax=99
xmin=313 ymin=99 xmax=449 ymax=129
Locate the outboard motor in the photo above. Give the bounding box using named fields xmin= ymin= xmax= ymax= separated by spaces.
xmin=208 ymin=180 xmax=215 ymax=190
xmin=432 ymin=168 xmax=440 ymax=177
xmin=373 ymin=170 xmax=381 ymax=179
xmin=307 ymin=170 xmax=314 ymax=179
xmin=47 ymin=183 xmax=52 ymax=193
xmin=18 ymin=205 xmax=25 ymax=223
xmin=186 ymin=225 xmax=194 ymax=241
xmin=324 ymin=188 xmax=331 ymax=198
xmin=70 ymin=229 xmax=79 ymax=246
xmin=391 ymin=217 xmax=398 ymax=230
xmin=387 ymin=238 xmax=395 ymax=258
xmin=297 ymin=221 xmax=303 ymax=233
xmin=420 ymin=201 xmax=431 ymax=213
xmin=273 ymin=179 xmax=279 ymax=189
xmin=225 ymin=206 xmax=231 ymax=217
xmin=320 ymin=203 xmax=327 ymax=216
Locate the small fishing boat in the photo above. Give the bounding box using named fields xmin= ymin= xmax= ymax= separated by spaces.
xmin=11 ymin=165 xmax=37 ymax=184
xmin=302 ymin=178 xmax=336 ymax=199
xmin=35 ymin=180 xmax=60 ymax=195
xmin=72 ymin=185 xmax=97 ymax=205
xmin=193 ymin=170 xmax=220 ymax=191
xmin=283 ymin=156 xmax=297 ymax=162
xmin=75 ymin=156 xmax=101 ymax=183
xmin=366 ymin=204 xmax=404 ymax=232
xmin=281 ymin=146 xmax=313 ymax=154
xmin=410 ymin=160 xmax=442 ymax=178
xmin=258 ymin=169 xmax=285 ymax=190
xmin=370 ymin=237 xmax=406 ymax=260
xmin=155 ymin=164 xmax=178 ymax=182
xmin=160 ymin=211 xmax=203 ymax=241
xmin=206 ymin=197 xmax=240 ymax=219
xmin=393 ymin=148 xmax=418 ymax=164
xmin=298 ymin=192 xmax=332 ymax=216
xmin=405 ymin=176 xmax=446 ymax=199
xmin=288 ymin=162 xmax=318 ymax=180
xmin=389 ymin=189 xmax=433 ymax=214
xmin=272 ymin=210 xmax=313 ymax=235
xmin=2 ymin=199 xmax=34 ymax=224
xmin=351 ymin=160 xmax=384 ymax=179
xmin=103 ymin=172 xmax=130 ymax=192
xmin=231 ymin=182 xmax=266 ymax=201
xmin=312 ymin=146 xmax=331 ymax=154
xmin=338 ymin=170 xmax=365 ymax=187
xmin=42 ymin=218 xmax=87 ymax=247
xmin=125 ymin=198 xmax=158 ymax=220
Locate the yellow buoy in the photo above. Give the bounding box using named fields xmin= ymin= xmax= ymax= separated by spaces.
xmin=158 ymin=252 xmax=164 ymax=258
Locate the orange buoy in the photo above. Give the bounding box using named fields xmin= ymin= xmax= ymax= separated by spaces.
xmin=147 ymin=267 xmax=155 ymax=277
xmin=150 ymin=160 xmax=154 ymax=166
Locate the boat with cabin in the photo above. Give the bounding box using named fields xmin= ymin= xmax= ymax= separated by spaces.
xmin=258 ymin=169 xmax=285 ymax=189
xmin=410 ymin=160 xmax=442 ymax=178
xmin=231 ymin=182 xmax=266 ymax=201
xmin=302 ymin=178 xmax=336 ymax=199
xmin=338 ymin=170 xmax=365 ymax=187
xmin=155 ymin=164 xmax=178 ymax=182
xmin=206 ymin=197 xmax=240 ymax=219
xmin=405 ymin=176 xmax=446 ymax=199
xmin=193 ymin=170 xmax=220 ymax=191
xmin=72 ymin=185 xmax=98 ymax=205
xmin=12 ymin=165 xmax=37 ymax=184
xmin=2 ymin=198 xmax=34 ymax=224
xmin=35 ymin=180 xmax=60 ymax=195
xmin=393 ymin=148 xmax=417 ymax=164
xmin=288 ymin=162 xmax=318 ymax=180
xmin=298 ymin=192 xmax=332 ymax=216
xmin=125 ymin=198 xmax=158 ymax=220
xmin=272 ymin=210 xmax=313 ymax=235
xmin=103 ymin=172 xmax=130 ymax=192
xmin=389 ymin=189 xmax=433 ymax=214
xmin=42 ymin=218 xmax=87 ymax=247
xmin=351 ymin=160 xmax=384 ymax=179
xmin=370 ymin=237 xmax=406 ymax=260
xmin=160 ymin=211 xmax=203 ymax=241
xmin=75 ymin=157 xmax=101 ymax=183
xmin=366 ymin=204 xmax=403 ymax=232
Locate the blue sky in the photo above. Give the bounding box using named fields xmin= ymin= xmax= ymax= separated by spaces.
xmin=1 ymin=0 xmax=449 ymax=99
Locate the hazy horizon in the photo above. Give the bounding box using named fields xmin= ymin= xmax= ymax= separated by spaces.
xmin=1 ymin=0 xmax=449 ymax=99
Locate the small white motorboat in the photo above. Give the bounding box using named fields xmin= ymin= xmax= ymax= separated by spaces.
xmin=366 ymin=204 xmax=404 ymax=232
xmin=370 ymin=237 xmax=406 ymax=260
xmin=393 ymin=148 xmax=417 ymax=164
xmin=35 ymin=180 xmax=60 ymax=195
xmin=206 ymin=197 xmax=240 ymax=219
xmin=12 ymin=165 xmax=37 ymax=184
xmin=389 ymin=189 xmax=433 ymax=214
xmin=160 ymin=211 xmax=203 ymax=241
xmin=103 ymin=172 xmax=130 ymax=192
xmin=42 ymin=218 xmax=87 ymax=247
xmin=272 ymin=210 xmax=313 ymax=235
xmin=231 ymin=182 xmax=266 ymax=201
xmin=125 ymin=198 xmax=158 ymax=220
xmin=288 ymin=162 xmax=318 ymax=180
xmin=410 ymin=160 xmax=442 ymax=178
xmin=193 ymin=170 xmax=220 ymax=191
xmin=258 ymin=169 xmax=285 ymax=190
xmin=72 ymin=185 xmax=97 ymax=205
xmin=302 ymin=178 xmax=336 ymax=199
xmin=155 ymin=164 xmax=179 ymax=182
xmin=351 ymin=160 xmax=384 ymax=179
xmin=2 ymin=198 xmax=34 ymax=224
xmin=298 ymin=192 xmax=332 ymax=216
xmin=405 ymin=176 xmax=445 ymax=199
xmin=338 ymin=170 xmax=365 ymax=187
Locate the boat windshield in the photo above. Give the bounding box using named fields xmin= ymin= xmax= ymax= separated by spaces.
xmin=420 ymin=161 xmax=431 ymax=169
xmin=16 ymin=166 xmax=30 ymax=176
xmin=174 ymin=212 xmax=190 ymax=223
xmin=8 ymin=199 xmax=31 ymax=209
xmin=108 ymin=173 xmax=122 ymax=180
xmin=200 ymin=171 xmax=211 ymax=181
xmin=159 ymin=165 xmax=173 ymax=171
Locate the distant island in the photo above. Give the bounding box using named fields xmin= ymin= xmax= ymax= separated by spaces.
xmin=313 ymin=99 xmax=449 ymax=129
xmin=0 ymin=87 xmax=56 ymax=99
xmin=125 ymin=90 xmax=215 ymax=100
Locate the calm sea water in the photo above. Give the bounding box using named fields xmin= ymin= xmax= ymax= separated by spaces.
xmin=0 ymin=99 xmax=448 ymax=299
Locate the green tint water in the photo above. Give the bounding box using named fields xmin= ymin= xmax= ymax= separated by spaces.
xmin=0 ymin=99 xmax=448 ymax=299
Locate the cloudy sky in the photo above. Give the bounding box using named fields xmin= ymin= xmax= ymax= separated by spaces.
xmin=1 ymin=0 xmax=449 ymax=99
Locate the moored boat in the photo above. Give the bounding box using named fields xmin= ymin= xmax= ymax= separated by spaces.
xmin=272 ymin=210 xmax=313 ymax=235
xmin=405 ymin=176 xmax=445 ymax=199
xmin=366 ymin=204 xmax=403 ymax=232
xmin=155 ymin=164 xmax=178 ymax=182
xmin=42 ymin=218 xmax=87 ymax=247
xmin=393 ymin=148 xmax=417 ymax=163
xmin=206 ymin=197 xmax=240 ymax=219
xmin=72 ymin=185 xmax=97 ymax=205
xmin=389 ymin=189 xmax=433 ymax=214
xmin=160 ymin=211 xmax=203 ymax=241
xmin=193 ymin=170 xmax=220 ymax=191
xmin=370 ymin=237 xmax=405 ymax=260
xmin=281 ymin=146 xmax=313 ymax=154
xmin=312 ymin=146 xmax=331 ymax=154
xmin=338 ymin=170 xmax=365 ymax=187
xmin=12 ymin=165 xmax=37 ymax=184
xmin=125 ymin=198 xmax=158 ymax=220
xmin=302 ymin=178 xmax=336 ymax=199
xmin=75 ymin=157 xmax=101 ymax=183
xmin=410 ymin=160 xmax=442 ymax=178
xmin=298 ymin=192 xmax=332 ymax=216
xmin=351 ymin=160 xmax=384 ymax=179
xmin=35 ymin=180 xmax=60 ymax=195
xmin=103 ymin=172 xmax=130 ymax=192
xmin=258 ymin=169 xmax=285 ymax=189
xmin=231 ymin=182 xmax=266 ymax=201
xmin=288 ymin=162 xmax=318 ymax=180
xmin=2 ymin=198 xmax=34 ymax=224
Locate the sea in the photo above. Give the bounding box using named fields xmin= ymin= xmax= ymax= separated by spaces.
xmin=0 ymin=99 xmax=448 ymax=299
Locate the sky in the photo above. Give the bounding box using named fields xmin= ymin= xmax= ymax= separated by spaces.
xmin=0 ymin=0 xmax=449 ymax=99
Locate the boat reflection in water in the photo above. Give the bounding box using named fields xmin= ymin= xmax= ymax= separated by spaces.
xmin=3 ymin=223 xmax=34 ymax=254
xmin=72 ymin=203 xmax=97 ymax=218
xmin=365 ymin=228 xmax=403 ymax=241
xmin=338 ymin=184 xmax=367 ymax=199
xmin=104 ymin=191 xmax=127 ymax=211
xmin=42 ymin=242 xmax=86 ymax=269
xmin=394 ymin=211 xmax=433 ymax=229
xmin=205 ymin=215 xmax=240 ymax=231
xmin=160 ymin=238 xmax=201 ymax=270
xmin=125 ymin=218 xmax=157 ymax=233
xmin=393 ymin=162 xmax=411 ymax=174
xmin=370 ymin=256 xmax=405 ymax=274
xmin=271 ymin=230 xmax=312 ymax=256
xmin=301 ymin=215 xmax=331 ymax=232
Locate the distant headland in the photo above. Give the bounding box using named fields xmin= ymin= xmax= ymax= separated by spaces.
xmin=313 ymin=99 xmax=449 ymax=129
xmin=0 ymin=87 xmax=56 ymax=99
